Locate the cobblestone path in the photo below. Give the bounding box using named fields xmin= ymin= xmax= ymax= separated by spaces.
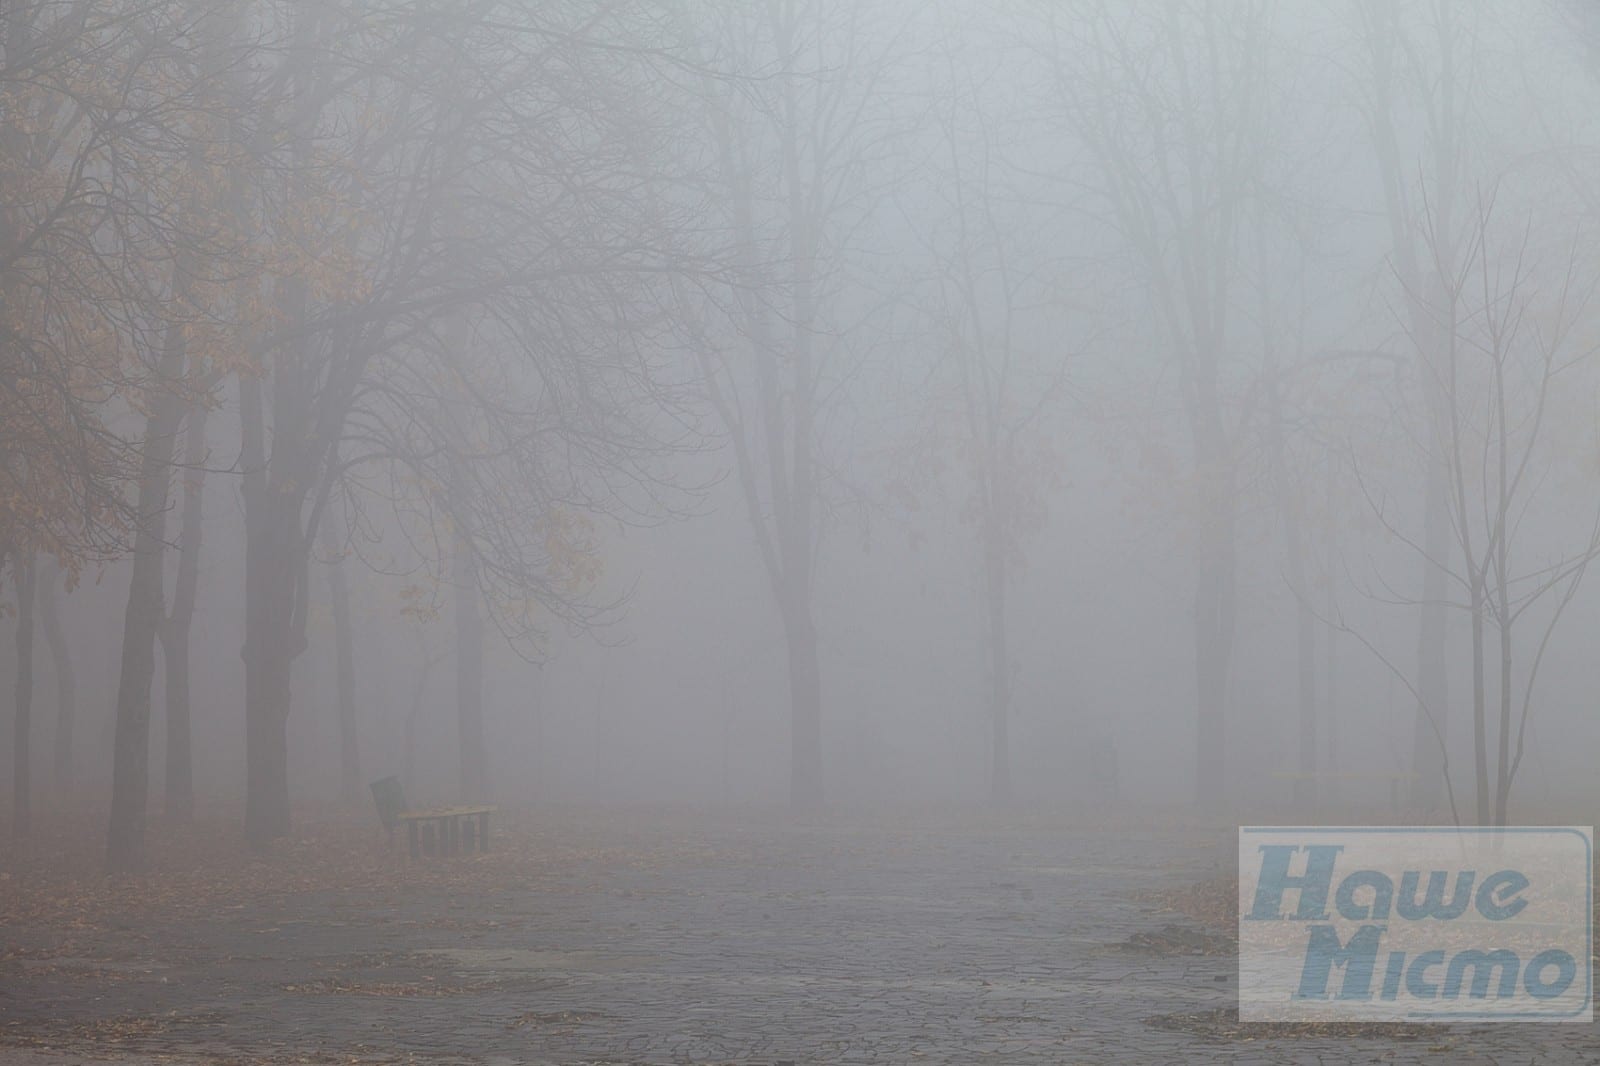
xmin=4 ymin=813 xmax=1597 ymax=1064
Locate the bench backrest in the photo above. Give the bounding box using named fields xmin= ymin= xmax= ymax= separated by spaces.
xmin=370 ymin=775 xmax=406 ymax=828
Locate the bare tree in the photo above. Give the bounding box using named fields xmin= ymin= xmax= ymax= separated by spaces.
xmin=106 ymin=2 xmax=245 ymax=870
xmin=228 ymin=0 xmax=700 ymax=846
xmin=1252 ymin=241 xmax=1320 ymax=807
xmin=1036 ymin=0 xmax=1280 ymax=805
xmin=1355 ymin=194 xmax=1600 ymax=825
xmin=318 ymin=499 xmax=361 ymax=805
xmin=682 ymin=0 xmax=914 ymax=807
xmin=106 ymin=307 xmax=204 ymax=866
xmin=1350 ymin=0 xmax=1478 ymax=811
xmin=11 ymin=553 xmax=36 ymax=838
xmin=448 ymin=444 xmax=488 ymax=803
xmin=159 ymin=401 xmax=213 ymax=820
xmin=0 ymin=0 xmax=184 ymax=569
xmin=37 ymin=556 xmax=75 ymax=796
xmin=898 ymin=39 xmax=1070 ymax=801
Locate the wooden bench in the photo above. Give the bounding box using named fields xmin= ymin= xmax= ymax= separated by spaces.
xmin=399 ymin=805 xmax=495 ymax=858
xmin=370 ymin=776 xmax=494 ymax=859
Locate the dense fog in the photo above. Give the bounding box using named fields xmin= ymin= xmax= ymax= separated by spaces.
xmin=6 ymin=0 xmax=1600 ymax=858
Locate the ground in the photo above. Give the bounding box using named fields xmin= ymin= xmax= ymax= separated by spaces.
xmin=2 ymin=808 xmax=1597 ymax=1065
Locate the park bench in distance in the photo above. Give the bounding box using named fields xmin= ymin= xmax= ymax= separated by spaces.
xmin=370 ymin=776 xmax=496 ymax=858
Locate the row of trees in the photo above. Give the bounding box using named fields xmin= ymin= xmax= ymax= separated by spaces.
xmin=4 ymin=0 xmax=1599 ymax=861
xmin=4 ymin=0 xmax=701 ymax=868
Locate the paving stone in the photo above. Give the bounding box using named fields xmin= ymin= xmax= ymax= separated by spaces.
xmin=5 ymin=816 xmax=1598 ymax=1063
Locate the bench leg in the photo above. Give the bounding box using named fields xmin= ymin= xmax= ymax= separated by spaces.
xmin=478 ymin=811 xmax=489 ymax=853
xmin=407 ymin=821 xmax=419 ymax=859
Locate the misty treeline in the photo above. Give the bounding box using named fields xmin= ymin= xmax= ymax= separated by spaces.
xmin=2 ymin=0 xmax=1599 ymax=869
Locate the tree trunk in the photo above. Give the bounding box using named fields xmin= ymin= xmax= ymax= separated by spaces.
xmin=704 ymin=58 xmax=831 ymax=814
xmin=1324 ymin=496 xmax=1340 ymax=776
xmin=404 ymin=690 xmax=421 ymax=797
xmin=1194 ymin=500 xmax=1236 ymax=808
xmin=238 ymin=366 xmax=304 ymax=849
xmin=1284 ymin=500 xmax=1317 ymax=806
xmin=322 ymin=522 xmax=361 ymax=803
xmin=1411 ymin=455 xmax=1451 ymax=809
xmin=1469 ymin=583 xmax=1489 ymax=825
xmin=159 ymin=402 xmax=209 ymax=822
xmin=453 ymin=528 xmax=487 ymax=804
xmin=784 ymin=594 xmax=823 ymax=809
xmin=1263 ymin=341 xmax=1316 ymax=809
xmin=12 ymin=554 xmax=36 ymax=839
xmin=1358 ymin=4 xmax=1458 ymax=814
xmin=1417 ymin=6 xmax=1459 ymax=814
xmin=984 ymin=528 xmax=1012 ymax=803
xmin=244 ymin=657 xmax=291 ymax=845
xmin=37 ymin=557 xmax=74 ymax=797
xmin=159 ymin=625 xmax=194 ymax=821
xmin=1292 ymin=558 xmax=1316 ymax=807
xmin=106 ymin=325 xmax=188 ymax=871
xmin=241 ymin=497 xmax=299 ymax=849
xmin=1494 ymin=611 xmax=1513 ymax=827
xmin=1194 ymin=591 xmax=1230 ymax=807
xmin=235 ymin=11 xmax=323 ymax=850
